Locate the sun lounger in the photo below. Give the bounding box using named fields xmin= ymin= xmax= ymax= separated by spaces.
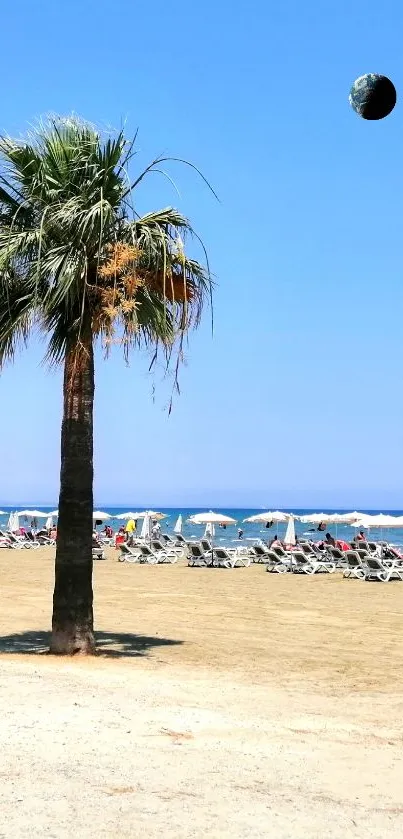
xmin=363 ymin=556 xmax=403 ymax=582
xmin=6 ymin=532 xmax=32 ymax=549
xmin=37 ymin=535 xmax=55 ymax=546
xmin=352 ymin=540 xmax=370 ymax=553
xmin=271 ymin=545 xmax=289 ymax=559
xmin=202 ymin=539 xmax=251 ymax=560
xmin=327 ymin=546 xmax=346 ymax=566
xmin=118 ymin=543 xmax=142 ymax=563
xmin=173 ymin=533 xmax=190 ymax=547
xmin=188 ymin=544 xmax=210 ymax=566
xmin=265 ymin=549 xmax=290 ymax=573
xmin=343 ymin=551 xmax=366 ymax=579
xmin=250 ymin=544 xmax=271 ymax=563
xmin=212 ymin=548 xmax=251 ymax=568
xmin=291 ymin=551 xmax=336 ymax=574
xmin=160 ymin=534 xmax=178 ymax=545
xmin=151 ymin=539 xmax=183 ymax=557
xmin=25 ymin=532 xmax=41 ymax=549
xmin=299 ymin=542 xmax=320 ymax=557
xmin=354 ymin=548 xmax=372 ymax=562
xmin=138 ymin=544 xmax=178 ymax=564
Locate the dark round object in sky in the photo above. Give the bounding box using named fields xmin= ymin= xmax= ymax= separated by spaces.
xmin=349 ymin=74 xmax=396 ymax=120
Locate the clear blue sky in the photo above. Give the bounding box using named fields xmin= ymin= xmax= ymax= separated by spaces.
xmin=0 ymin=0 xmax=402 ymax=509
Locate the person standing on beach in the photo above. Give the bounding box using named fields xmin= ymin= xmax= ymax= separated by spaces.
xmin=125 ymin=518 xmax=136 ymax=546
xmin=152 ymin=521 xmax=161 ymax=539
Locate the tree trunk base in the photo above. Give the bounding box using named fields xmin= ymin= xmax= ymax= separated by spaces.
xmin=50 ymin=626 xmax=96 ymax=656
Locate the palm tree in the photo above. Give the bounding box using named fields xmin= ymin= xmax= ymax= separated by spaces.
xmin=0 ymin=117 xmax=212 ymax=654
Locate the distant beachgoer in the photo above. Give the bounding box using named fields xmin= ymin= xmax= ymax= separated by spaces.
xmin=317 ymin=521 xmax=326 ymax=532
xmin=265 ymin=520 xmax=273 ymax=529
xmin=270 ymin=536 xmax=282 ymax=548
xmin=355 ymin=530 xmax=366 ymax=542
xmin=238 ymin=528 xmax=244 ymax=539
xmin=385 ymin=546 xmax=403 ymax=559
xmin=336 ymin=539 xmax=350 ymax=552
xmin=325 ymin=532 xmax=336 ymax=547
xmin=152 ymin=521 xmax=161 ymax=538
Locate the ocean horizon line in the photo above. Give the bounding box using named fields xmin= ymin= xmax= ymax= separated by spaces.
xmin=1 ymin=504 xmax=403 ymax=513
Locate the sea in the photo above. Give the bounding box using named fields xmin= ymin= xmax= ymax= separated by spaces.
xmin=2 ymin=507 xmax=403 ymax=546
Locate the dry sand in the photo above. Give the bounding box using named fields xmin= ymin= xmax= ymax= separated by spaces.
xmin=1 ymin=546 xmax=403 ymax=837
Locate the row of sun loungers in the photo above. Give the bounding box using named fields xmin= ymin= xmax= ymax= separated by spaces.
xmin=0 ymin=530 xmax=55 ymax=549
xmin=118 ymin=541 xmax=183 ymax=564
xmin=183 ymin=539 xmax=403 ymax=580
xmin=4 ymin=527 xmax=402 ymax=582
xmin=115 ymin=533 xmax=403 ymax=581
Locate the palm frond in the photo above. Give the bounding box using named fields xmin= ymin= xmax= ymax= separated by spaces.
xmin=0 ymin=268 xmax=39 ymax=365
xmin=122 ymin=155 xmax=219 ymax=202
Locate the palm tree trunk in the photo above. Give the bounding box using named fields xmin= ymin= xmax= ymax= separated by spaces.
xmin=50 ymin=321 xmax=95 ymax=654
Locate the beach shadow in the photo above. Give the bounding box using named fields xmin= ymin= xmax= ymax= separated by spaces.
xmin=0 ymin=629 xmax=183 ymax=658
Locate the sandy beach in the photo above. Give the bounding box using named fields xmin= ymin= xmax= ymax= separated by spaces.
xmin=1 ymin=547 xmax=403 ymax=837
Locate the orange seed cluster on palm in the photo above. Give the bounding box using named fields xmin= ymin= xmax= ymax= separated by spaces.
xmin=98 ymin=243 xmax=141 ymax=279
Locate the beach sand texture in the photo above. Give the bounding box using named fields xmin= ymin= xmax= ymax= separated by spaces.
xmin=1 ymin=547 xmax=403 ymax=837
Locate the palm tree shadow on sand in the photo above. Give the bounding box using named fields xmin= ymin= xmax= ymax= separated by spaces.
xmin=0 ymin=630 xmax=183 ymax=658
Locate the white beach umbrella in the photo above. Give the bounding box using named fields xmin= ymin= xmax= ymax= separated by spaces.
xmin=371 ymin=514 xmax=403 ymax=527
xmin=45 ymin=516 xmax=53 ymax=530
xmin=115 ymin=512 xmax=141 ymax=520
xmin=204 ymin=522 xmax=215 ymax=539
xmin=17 ymin=509 xmax=48 ymax=518
xmin=8 ymin=512 xmax=19 ymax=532
xmin=244 ymin=511 xmax=297 ymax=524
xmin=189 ymin=511 xmax=237 ymax=526
xmin=93 ymin=511 xmax=111 ymax=521
xmin=346 ymin=512 xmax=367 ymax=523
xmin=299 ymin=513 xmax=333 ymax=524
xmin=284 ymin=516 xmax=296 ymax=545
xmin=353 ymin=514 xmax=403 ymax=529
xmin=173 ymin=514 xmax=183 ymax=534
xmin=137 ymin=510 xmax=167 ymax=521
xmin=140 ymin=512 xmax=152 ymax=540
xmin=332 ymin=512 xmax=365 ymax=524
xmin=351 ymin=516 xmax=372 ymax=530
xmin=49 ymin=510 xmax=59 ymax=517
